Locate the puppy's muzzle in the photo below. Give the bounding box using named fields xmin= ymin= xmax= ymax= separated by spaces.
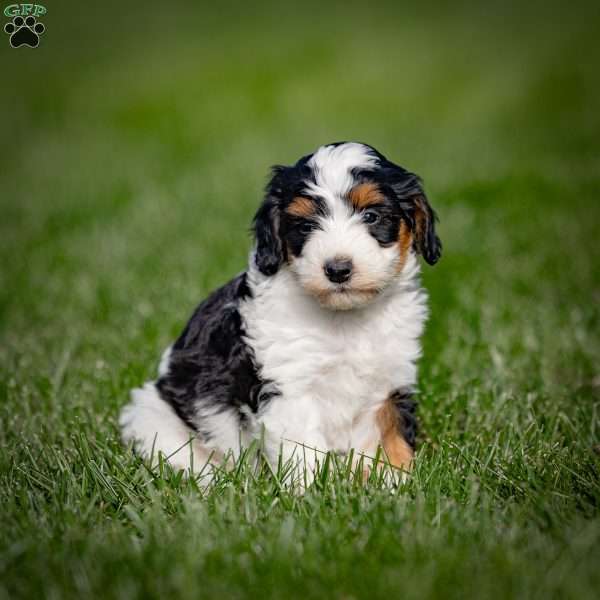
xmin=324 ymin=257 xmax=353 ymax=284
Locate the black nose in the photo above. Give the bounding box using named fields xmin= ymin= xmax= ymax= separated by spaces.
xmin=324 ymin=258 xmax=353 ymax=283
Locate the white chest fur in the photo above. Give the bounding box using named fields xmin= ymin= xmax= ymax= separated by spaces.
xmin=239 ymin=255 xmax=428 ymax=458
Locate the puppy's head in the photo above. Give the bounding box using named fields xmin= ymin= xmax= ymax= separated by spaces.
xmin=252 ymin=142 xmax=441 ymax=310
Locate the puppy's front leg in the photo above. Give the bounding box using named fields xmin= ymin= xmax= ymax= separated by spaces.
xmin=258 ymin=399 xmax=327 ymax=489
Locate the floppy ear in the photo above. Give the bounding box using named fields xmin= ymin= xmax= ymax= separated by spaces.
xmin=252 ymin=193 xmax=284 ymax=276
xmin=386 ymin=167 xmax=442 ymax=266
xmin=412 ymin=192 xmax=442 ymax=265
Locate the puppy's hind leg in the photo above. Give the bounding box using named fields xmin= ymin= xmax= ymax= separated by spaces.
xmin=376 ymin=390 xmax=417 ymax=477
xmin=351 ymin=391 xmax=416 ymax=485
xmin=119 ymin=383 xmax=213 ymax=476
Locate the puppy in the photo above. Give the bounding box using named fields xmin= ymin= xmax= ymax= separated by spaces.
xmin=120 ymin=142 xmax=441 ymax=483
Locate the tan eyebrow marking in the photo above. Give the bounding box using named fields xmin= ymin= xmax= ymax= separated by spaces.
xmin=286 ymin=196 xmax=316 ymax=217
xmin=348 ymin=182 xmax=385 ymax=210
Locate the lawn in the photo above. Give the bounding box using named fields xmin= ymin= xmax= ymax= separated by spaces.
xmin=1 ymin=1 xmax=599 ymax=598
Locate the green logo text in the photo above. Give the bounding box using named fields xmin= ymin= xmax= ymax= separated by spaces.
xmin=4 ymin=4 xmax=46 ymax=17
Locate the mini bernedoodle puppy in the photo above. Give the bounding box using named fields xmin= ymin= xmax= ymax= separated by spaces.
xmin=120 ymin=141 xmax=441 ymax=483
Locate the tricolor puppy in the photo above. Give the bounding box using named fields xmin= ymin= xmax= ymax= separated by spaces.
xmin=120 ymin=142 xmax=441 ymax=483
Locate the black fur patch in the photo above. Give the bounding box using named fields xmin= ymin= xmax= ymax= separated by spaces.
xmin=252 ymin=158 xmax=318 ymax=275
xmin=156 ymin=273 xmax=277 ymax=440
xmin=280 ymin=197 xmax=327 ymax=257
xmin=388 ymin=388 xmax=418 ymax=450
xmin=353 ymin=195 xmax=406 ymax=247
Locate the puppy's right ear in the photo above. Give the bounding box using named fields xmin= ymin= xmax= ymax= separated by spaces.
xmin=252 ymin=167 xmax=288 ymax=276
xmin=252 ymin=196 xmax=282 ymax=275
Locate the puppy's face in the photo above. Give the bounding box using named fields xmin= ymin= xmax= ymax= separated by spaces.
xmin=253 ymin=142 xmax=441 ymax=310
xmin=281 ymin=182 xmax=411 ymax=311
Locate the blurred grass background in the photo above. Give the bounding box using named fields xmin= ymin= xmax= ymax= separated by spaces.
xmin=1 ymin=1 xmax=599 ymax=598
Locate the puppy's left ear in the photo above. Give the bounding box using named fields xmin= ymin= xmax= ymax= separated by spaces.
xmin=389 ymin=172 xmax=441 ymax=265
xmin=411 ymin=192 xmax=442 ymax=265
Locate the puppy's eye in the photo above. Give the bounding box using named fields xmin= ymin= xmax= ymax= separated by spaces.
xmin=298 ymin=222 xmax=316 ymax=235
xmin=362 ymin=209 xmax=380 ymax=225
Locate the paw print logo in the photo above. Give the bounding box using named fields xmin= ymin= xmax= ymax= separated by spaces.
xmin=4 ymin=15 xmax=45 ymax=48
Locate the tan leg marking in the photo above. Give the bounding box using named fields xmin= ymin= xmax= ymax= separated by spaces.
xmin=376 ymin=398 xmax=414 ymax=471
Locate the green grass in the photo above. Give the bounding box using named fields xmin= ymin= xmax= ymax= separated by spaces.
xmin=1 ymin=1 xmax=600 ymax=598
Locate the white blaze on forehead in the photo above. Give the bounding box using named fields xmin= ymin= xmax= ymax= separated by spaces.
xmin=304 ymin=143 xmax=378 ymax=204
